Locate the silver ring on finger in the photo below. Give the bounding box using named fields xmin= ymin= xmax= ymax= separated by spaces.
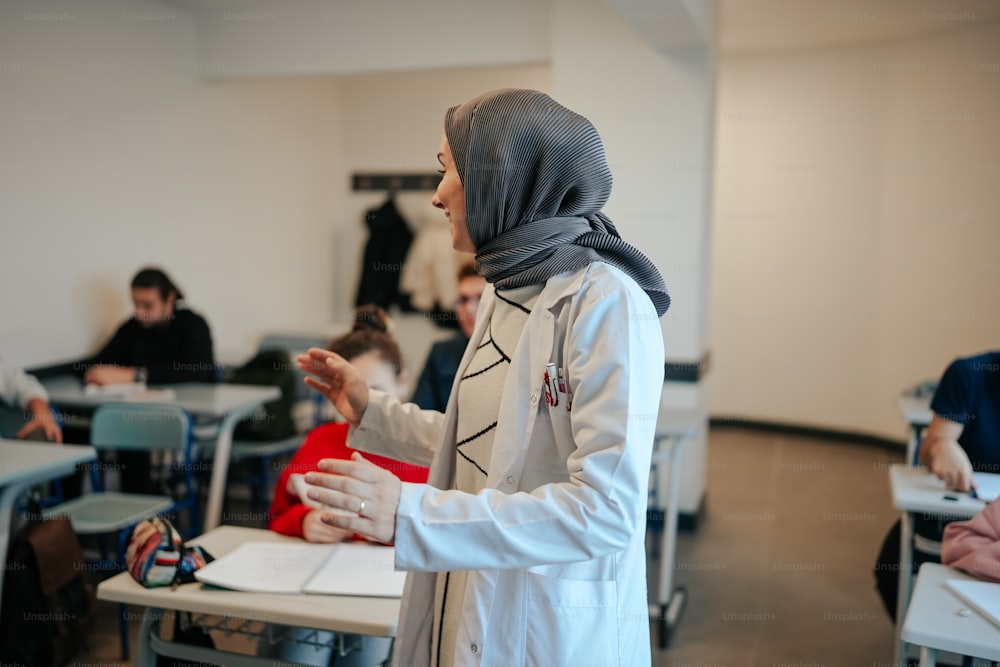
xmin=358 ymin=498 xmax=367 ymax=517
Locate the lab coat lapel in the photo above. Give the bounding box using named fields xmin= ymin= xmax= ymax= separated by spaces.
xmin=486 ymin=291 xmax=555 ymax=488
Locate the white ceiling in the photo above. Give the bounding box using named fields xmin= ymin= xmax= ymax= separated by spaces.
xmin=157 ymin=0 xmax=1000 ymax=53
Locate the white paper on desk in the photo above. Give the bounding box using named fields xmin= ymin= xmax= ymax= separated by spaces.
xmin=945 ymin=579 xmax=1000 ymax=630
xmin=193 ymin=541 xmax=404 ymax=597
xmin=289 ymin=474 xmax=353 ymax=516
xmin=122 ymin=388 xmax=176 ymax=403
xmin=972 ymin=472 xmax=1000 ymax=503
xmin=194 ymin=542 xmax=335 ymax=593
xmin=302 ymin=543 xmax=405 ymax=598
xmin=84 ymin=382 xmax=148 ymax=396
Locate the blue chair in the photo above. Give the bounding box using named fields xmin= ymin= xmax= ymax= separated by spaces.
xmin=42 ymin=403 xmax=198 ymax=660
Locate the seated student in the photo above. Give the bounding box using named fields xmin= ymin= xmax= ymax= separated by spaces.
xmin=0 ymin=357 xmax=62 ymax=442
xmin=943 ymin=497 xmax=1000 ymax=583
xmin=82 ymin=267 xmax=216 ymax=494
xmin=874 ymin=349 xmax=1000 ymax=620
xmin=410 ymin=262 xmax=486 ymax=411
xmin=83 ymin=267 xmax=215 ymax=386
xmin=263 ymin=306 xmax=428 ymax=667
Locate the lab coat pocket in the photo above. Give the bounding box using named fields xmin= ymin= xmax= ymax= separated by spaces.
xmin=538 ymin=380 xmax=576 ymax=467
xmin=524 ymin=570 xmax=619 ymax=666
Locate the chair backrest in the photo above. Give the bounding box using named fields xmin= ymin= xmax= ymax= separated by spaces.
xmin=90 ymin=403 xmax=192 ymax=452
xmin=258 ymin=333 xmax=330 ymax=403
xmin=88 ymin=403 xmax=201 ymax=537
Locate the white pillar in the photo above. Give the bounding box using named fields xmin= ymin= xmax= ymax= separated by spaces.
xmin=550 ymin=0 xmax=717 ymax=518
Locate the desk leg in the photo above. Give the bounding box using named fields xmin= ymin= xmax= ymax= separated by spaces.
xmin=203 ymin=405 xmax=261 ymax=532
xmin=918 ymin=646 xmax=935 ymax=667
xmin=908 ymin=425 xmax=922 ymax=467
xmin=895 ymin=510 xmax=915 ymax=666
xmin=652 ymin=437 xmax=687 ymax=649
xmin=137 ymin=607 xmax=162 ymax=666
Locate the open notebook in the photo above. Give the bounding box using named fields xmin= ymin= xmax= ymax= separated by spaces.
xmin=194 ymin=541 xmax=405 ymax=597
xmin=945 ymin=579 xmax=1000 ymax=631
xmin=84 ymin=382 xmax=176 ymax=402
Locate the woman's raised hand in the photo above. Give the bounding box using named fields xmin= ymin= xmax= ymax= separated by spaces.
xmin=297 ymin=348 xmax=370 ymax=427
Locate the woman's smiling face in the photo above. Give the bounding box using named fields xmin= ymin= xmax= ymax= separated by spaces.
xmin=432 ymin=133 xmax=474 ymax=253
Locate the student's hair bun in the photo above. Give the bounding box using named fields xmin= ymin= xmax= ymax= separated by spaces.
xmin=352 ymin=304 xmax=393 ymax=335
xmin=327 ymin=304 xmax=403 ymax=374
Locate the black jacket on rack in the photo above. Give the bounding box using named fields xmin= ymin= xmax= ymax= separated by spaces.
xmin=354 ymin=197 xmax=414 ymax=310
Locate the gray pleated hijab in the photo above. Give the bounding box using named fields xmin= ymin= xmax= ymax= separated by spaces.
xmin=444 ymin=88 xmax=670 ymax=317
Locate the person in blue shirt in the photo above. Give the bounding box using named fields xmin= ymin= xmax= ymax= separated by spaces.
xmin=409 ymin=263 xmax=485 ymax=412
xmin=920 ymin=350 xmax=1000 ymax=485
xmin=875 ymin=350 xmax=1000 ymax=621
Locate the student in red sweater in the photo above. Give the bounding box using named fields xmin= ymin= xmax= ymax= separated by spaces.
xmin=269 ymin=307 xmax=430 ymax=542
xmin=261 ymin=307 xmax=428 ymax=666
xmin=270 ymin=423 xmax=429 ymax=540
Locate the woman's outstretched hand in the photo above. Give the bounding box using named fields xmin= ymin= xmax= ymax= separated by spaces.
xmin=304 ymin=452 xmax=402 ymax=544
xmin=297 ymin=348 xmax=370 ymax=427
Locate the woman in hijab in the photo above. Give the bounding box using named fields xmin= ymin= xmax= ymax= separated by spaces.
xmin=299 ymin=89 xmax=670 ymax=667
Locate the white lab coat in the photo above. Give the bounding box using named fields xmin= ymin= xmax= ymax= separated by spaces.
xmin=0 ymin=357 xmax=49 ymax=410
xmin=349 ymin=262 xmax=664 ymax=667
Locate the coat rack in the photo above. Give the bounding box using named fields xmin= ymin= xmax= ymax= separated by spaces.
xmin=351 ymin=172 xmax=442 ymax=192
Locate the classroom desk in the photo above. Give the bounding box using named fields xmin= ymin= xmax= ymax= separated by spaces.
xmin=898 ymin=393 xmax=933 ymax=466
xmin=649 ymin=407 xmax=702 ymax=649
xmin=889 ymin=465 xmax=990 ymax=665
xmin=97 ymin=525 xmax=399 ymax=666
xmin=0 ymin=439 xmax=96 ymax=614
xmin=41 ymin=377 xmax=280 ymax=531
xmin=901 ymin=562 xmax=1000 ymax=666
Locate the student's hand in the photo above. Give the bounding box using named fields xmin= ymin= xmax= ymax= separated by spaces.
xmin=84 ymin=364 xmax=135 ymax=386
xmin=919 ymin=415 xmax=973 ymax=491
xmin=18 ymin=398 xmax=62 ymax=443
xmin=302 ymin=510 xmax=352 ymax=543
xmin=16 ymin=413 xmax=63 ymax=443
xmin=304 ymin=452 xmax=402 ymax=545
xmin=928 ymin=440 xmax=975 ymax=491
xmin=297 ymin=349 xmax=369 ymax=427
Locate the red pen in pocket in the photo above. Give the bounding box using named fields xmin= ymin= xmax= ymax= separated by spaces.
xmin=545 ymin=363 xmax=559 ymax=407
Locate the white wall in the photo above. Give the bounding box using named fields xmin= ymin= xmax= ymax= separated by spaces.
xmin=552 ymin=0 xmax=716 ymax=513
xmin=709 ymin=20 xmax=1000 ymax=439
xmin=552 ymin=2 xmax=715 ymax=363
xmin=0 ymin=0 xmax=341 ymax=368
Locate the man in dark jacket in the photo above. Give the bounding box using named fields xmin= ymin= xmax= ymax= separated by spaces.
xmin=82 ymin=267 xmax=216 ymax=492
xmin=411 ymin=264 xmax=485 ymax=412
